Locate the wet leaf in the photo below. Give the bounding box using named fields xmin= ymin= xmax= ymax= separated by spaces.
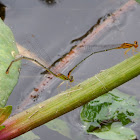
xmin=93 ymin=122 xmax=136 ymax=140
xmin=136 ymin=0 xmax=140 ymax=4
xmin=0 ymin=18 xmax=21 ymax=107
xmin=13 ymin=131 xmax=40 ymax=140
xmin=0 ymin=106 xmax=12 ymax=131
xmin=45 ymin=119 xmax=71 ymax=139
xmin=80 ymin=89 xmax=140 ymax=139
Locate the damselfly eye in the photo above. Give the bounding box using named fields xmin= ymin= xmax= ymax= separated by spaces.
xmin=134 ymin=41 xmax=138 ymax=45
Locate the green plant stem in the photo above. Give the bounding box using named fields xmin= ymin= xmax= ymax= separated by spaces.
xmin=0 ymin=53 xmax=140 ymax=139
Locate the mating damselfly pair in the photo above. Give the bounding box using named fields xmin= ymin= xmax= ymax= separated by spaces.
xmin=6 ymin=41 xmax=139 ymax=83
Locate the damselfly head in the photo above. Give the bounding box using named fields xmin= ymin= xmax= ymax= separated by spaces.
xmin=69 ymin=76 xmax=74 ymax=82
xmin=134 ymin=41 xmax=138 ymax=48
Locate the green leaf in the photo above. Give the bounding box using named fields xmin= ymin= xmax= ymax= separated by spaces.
xmin=45 ymin=119 xmax=71 ymax=139
xmin=0 ymin=125 xmax=5 ymax=131
xmin=0 ymin=18 xmax=21 ymax=107
xmin=0 ymin=106 xmax=12 ymax=130
xmin=80 ymin=89 xmax=140 ymax=139
xmin=13 ymin=131 xmax=40 ymax=140
xmin=93 ymin=122 xmax=136 ymax=140
xmin=136 ymin=0 xmax=140 ymax=4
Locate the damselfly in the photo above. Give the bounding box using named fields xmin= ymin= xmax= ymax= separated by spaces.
xmin=67 ymin=41 xmax=138 ymax=79
xmin=6 ymin=41 xmax=138 ymax=83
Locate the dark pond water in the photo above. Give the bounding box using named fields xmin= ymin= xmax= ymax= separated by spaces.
xmin=1 ymin=0 xmax=140 ymax=139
